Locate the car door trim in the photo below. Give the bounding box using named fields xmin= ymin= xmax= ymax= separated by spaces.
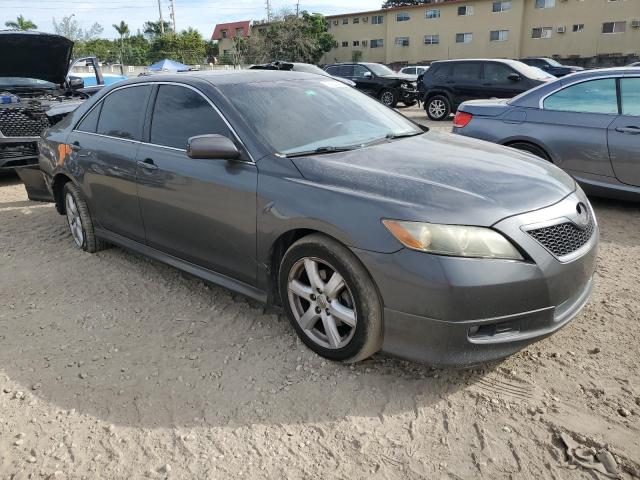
xmin=73 ymin=81 xmax=255 ymax=164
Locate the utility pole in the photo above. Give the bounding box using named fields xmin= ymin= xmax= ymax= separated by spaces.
xmin=295 ymin=0 xmax=300 ymax=17
xmin=265 ymin=0 xmax=272 ymax=21
xmin=158 ymin=0 xmax=165 ymax=34
xmin=170 ymin=0 xmax=177 ymax=32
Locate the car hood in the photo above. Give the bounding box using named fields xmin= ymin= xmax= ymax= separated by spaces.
xmin=291 ymin=132 xmax=576 ymax=226
xmin=0 ymin=31 xmax=73 ymax=85
xmin=381 ymin=73 xmax=415 ymax=82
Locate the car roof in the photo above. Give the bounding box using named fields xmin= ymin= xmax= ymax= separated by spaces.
xmin=430 ymin=58 xmax=526 ymax=67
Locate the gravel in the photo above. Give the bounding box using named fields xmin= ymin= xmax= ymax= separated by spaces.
xmin=0 ymin=112 xmax=638 ymax=478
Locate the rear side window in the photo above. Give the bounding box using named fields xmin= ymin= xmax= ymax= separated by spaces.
xmin=97 ymin=85 xmax=151 ymax=140
xmin=621 ymin=78 xmax=640 ymax=116
xmin=484 ymin=63 xmax=515 ymax=83
xmin=451 ymin=62 xmax=482 ymax=80
xmin=76 ymin=103 xmax=102 ymax=133
xmin=150 ymin=85 xmax=230 ymax=150
xmin=544 ymin=79 xmax=618 ymax=114
xmin=325 ymin=66 xmax=340 ymax=76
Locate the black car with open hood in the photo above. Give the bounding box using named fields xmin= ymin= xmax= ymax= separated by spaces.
xmin=0 ymin=30 xmax=105 ymax=173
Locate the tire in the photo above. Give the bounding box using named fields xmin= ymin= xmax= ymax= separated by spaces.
xmin=402 ymin=100 xmax=417 ymax=107
xmin=508 ymin=142 xmax=551 ymax=161
xmin=378 ymin=89 xmax=398 ymax=108
xmin=426 ymin=95 xmax=451 ymax=121
xmin=63 ymin=182 xmax=108 ymax=253
xmin=279 ymin=234 xmax=383 ymax=363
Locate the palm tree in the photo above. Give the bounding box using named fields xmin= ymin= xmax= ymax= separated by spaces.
xmin=113 ymin=21 xmax=130 ymax=40
xmin=143 ymin=20 xmax=172 ymax=38
xmin=5 ymin=15 xmax=38 ymax=31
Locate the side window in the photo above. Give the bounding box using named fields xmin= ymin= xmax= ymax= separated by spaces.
xmin=76 ymin=103 xmax=102 ymax=133
xmin=431 ymin=64 xmax=451 ymax=80
xmin=452 ymin=62 xmax=482 ymax=81
xmin=484 ymin=63 xmax=515 ymax=83
xmin=621 ymin=78 xmax=640 ymax=116
xmin=337 ymin=65 xmax=354 ymax=77
xmin=544 ymin=79 xmax=618 ymax=114
xmin=353 ymin=65 xmax=370 ymax=78
xmin=96 ymin=85 xmax=151 ymax=140
xmin=150 ymin=85 xmax=230 ymax=150
xmin=404 ymin=68 xmax=416 ymax=75
xmin=325 ymin=66 xmax=339 ymax=76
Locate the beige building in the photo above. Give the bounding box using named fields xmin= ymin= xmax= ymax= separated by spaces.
xmin=322 ymin=0 xmax=640 ymax=66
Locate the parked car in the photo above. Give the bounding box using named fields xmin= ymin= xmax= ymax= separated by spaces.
xmin=0 ymin=30 xmax=104 ymax=170
xmin=398 ymin=65 xmax=429 ymax=81
xmin=452 ymin=68 xmax=640 ymax=200
xmin=420 ymin=59 xmax=553 ymax=120
xmin=30 ymin=70 xmax=597 ymax=366
xmin=324 ymin=62 xmax=418 ymax=108
xmin=520 ymin=58 xmax=584 ymax=78
xmin=249 ymin=61 xmax=356 ymax=86
xmin=626 ymin=61 xmax=640 ymax=67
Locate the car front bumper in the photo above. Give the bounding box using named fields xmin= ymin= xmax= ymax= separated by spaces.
xmin=0 ymin=136 xmax=39 ymax=169
xmin=400 ymin=88 xmax=418 ymax=103
xmin=352 ymin=189 xmax=598 ymax=366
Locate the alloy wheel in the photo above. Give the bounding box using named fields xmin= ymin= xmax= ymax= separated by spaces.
xmin=65 ymin=192 xmax=84 ymax=247
xmin=429 ymin=99 xmax=446 ymax=119
xmin=380 ymin=91 xmax=395 ymax=107
xmin=287 ymin=257 xmax=357 ymax=350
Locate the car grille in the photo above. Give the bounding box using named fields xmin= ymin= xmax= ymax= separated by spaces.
xmin=0 ymin=106 xmax=50 ymax=138
xmin=527 ymin=215 xmax=595 ymax=258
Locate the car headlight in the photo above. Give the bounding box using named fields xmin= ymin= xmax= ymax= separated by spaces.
xmin=382 ymin=220 xmax=523 ymax=260
xmin=400 ymin=82 xmax=411 ymax=89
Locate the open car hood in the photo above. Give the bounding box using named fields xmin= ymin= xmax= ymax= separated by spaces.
xmin=0 ymin=31 xmax=73 ymax=85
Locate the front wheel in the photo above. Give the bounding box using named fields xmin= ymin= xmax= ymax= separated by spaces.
xmin=279 ymin=234 xmax=383 ymax=363
xmin=426 ymin=95 xmax=451 ymax=121
xmin=378 ymin=89 xmax=398 ymax=108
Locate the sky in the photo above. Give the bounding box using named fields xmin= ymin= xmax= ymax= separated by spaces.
xmin=2 ymin=0 xmax=383 ymax=39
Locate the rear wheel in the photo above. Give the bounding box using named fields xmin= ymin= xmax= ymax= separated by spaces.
xmin=426 ymin=95 xmax=451 ymax=121
xmin=508 ymin=142 xmax=550 ymax=161
xmin=63 ymin=182 xmax=107 ymax=253
xmin=379 ymin=89 xmax=398 ymax=108
xmin=279 ymin=234 xmax=383 ymax=363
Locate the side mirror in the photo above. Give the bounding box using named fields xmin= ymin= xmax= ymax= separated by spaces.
xmin=187 ymin=134 xmax=241 ymax=160
xmin=69 ymin=77 xmax=85 ymax=90
xmin=363 ymin=71 xmax=373 ymax=79
xmin=508 ymin=73 xmax=521 ymax=82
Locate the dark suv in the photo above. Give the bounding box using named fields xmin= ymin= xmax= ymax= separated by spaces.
xmin=324 ymin=62 xmax=417 ymax=108
xmin=420 ymin=59 xmax=551 ymax=120
xmin=519 ymin=57 xmax=584 ymax=78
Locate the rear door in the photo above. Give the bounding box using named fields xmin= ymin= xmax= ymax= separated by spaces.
xmin=608 ymin=77 xmax=640 ymax=186
xmin=449 ymin=62 xmax=483 ymax=106
xmin=67 ymin=84 xmax=152 ymax=243
xmin=135 ymin=83 xmax=258 ymax=284
xmin=537 ymin=77 xmax=618 ymax=176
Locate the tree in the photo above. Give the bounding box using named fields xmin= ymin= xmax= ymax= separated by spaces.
xmin=351 ymin=50 xmax=363 ymax=63
xmin=143 ymin=20 xmax=173 ymax=39
xmin=5 ymin=15 xmax=37 ymax=31
xmin=148 ymin=29 xmax=207 ymax=65
xmin=53 ymin=15 xmax=103 ymax=41
xmin=113 ymin=21 xmax=130 ymax=40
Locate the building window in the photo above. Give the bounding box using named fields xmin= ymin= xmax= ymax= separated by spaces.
xmin=535 ymin=0 xmax=555 ymax=8
xmin=573 ymin=24 xmax=584 ymax=32
xmin=426 ymin=9 xmax=441 ymax=19
xmin=371 ymin=38 xmax=384 ymax=48
xmin=532 ymin=27 xmax=553 ymax=38
xmin=492 ymin=1 xmax=511 ymax=12
xmin=396 ymin=12 xmax=410 ymax=22
xmin=372 ymin=15 xmax=384 ymax=25
xmin=456 ymin=32 xmax=473 ymax=43
xmin=341 ymin=41 xmax=348 ymax=47
xmin=362 ymin=40 xmax=368 ymax=46
xmin=342 ymin=18 xmax=348 ymax=25
xmin=424 ymin=34 xmax=440 ymax=45
xmin=602 ymin=21 xmax=626 ymax=34
xmin=353 ymin=17 xmax=360 ymax=24
xmin=458 ymin=5 xmax=474 ymax=16
xmin=395 ymin=36 xmax=410 ymax=46
xmin=332 ymin=20 xmax=339 ymax=26
xmin=490 ymin=30 xmax=509 ymax=41
xmin=235 ymin=28 xmax=244 ymax=36
xmin=221 ymin=29 xmax=228 ymax=38
xmin=353 ymin=40 xmax=360 ymax=47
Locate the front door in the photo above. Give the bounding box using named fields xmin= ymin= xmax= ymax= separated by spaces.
xmin=68 ymin=84 xmax=152 ymax=243
xmin=482 ymin=62 xmax=528 ymax=99
xmin=135 ymin=84 xmax=258 ymax=284
xmin=608 ymin=77 xmax=640 ymax=186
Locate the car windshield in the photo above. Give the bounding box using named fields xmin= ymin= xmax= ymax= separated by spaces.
xmin=220 ymin=78 xmax=422 ymax=155
xmin=293 ymin=64 xmax=329 ymax=76
xmin=545 ymin=58 xmax=562 ymax=67
xmin=0 ymin=77 xmax=56 ymax=89
xmin=366 ymin=63 xmax=395 ymax=77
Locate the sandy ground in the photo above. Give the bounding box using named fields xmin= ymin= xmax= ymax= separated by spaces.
xmin=0 ymin=108 xmax=639 ymax=479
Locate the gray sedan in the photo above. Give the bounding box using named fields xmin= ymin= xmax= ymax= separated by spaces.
xmin=34 ymin=70 xmax=597 ymax=366
xmin=452 ymin=68 xmax=640 ymax=200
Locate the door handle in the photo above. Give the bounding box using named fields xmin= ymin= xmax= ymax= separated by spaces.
xmin=615 ymin=126 xmax=640 ymax=134
xmin=137 ymin=158 xmax=158 ymax=170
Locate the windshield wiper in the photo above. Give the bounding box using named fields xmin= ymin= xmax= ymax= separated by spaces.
xmin=385 ymin=131 xmax=424 ymax=140
xmin=285 ymin=146 xmax=357 ymax=158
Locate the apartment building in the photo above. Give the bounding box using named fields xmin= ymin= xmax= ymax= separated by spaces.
xmin=322 ymin=0 xmax=640 ymax=66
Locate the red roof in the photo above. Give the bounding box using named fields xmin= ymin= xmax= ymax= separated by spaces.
xmin=212 ymin=21 xmax=251 ymax=41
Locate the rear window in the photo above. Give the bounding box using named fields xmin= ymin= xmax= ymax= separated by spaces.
xmin=96 ymin=85 xmax=151 ymax=141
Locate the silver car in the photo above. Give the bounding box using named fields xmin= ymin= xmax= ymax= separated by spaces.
xmin=452 ymin=68 xmax=640 ymax=200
